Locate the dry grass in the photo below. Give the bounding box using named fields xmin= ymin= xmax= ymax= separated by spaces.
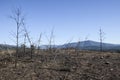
xmin=0 ymin=49 xmax=120 ymax=80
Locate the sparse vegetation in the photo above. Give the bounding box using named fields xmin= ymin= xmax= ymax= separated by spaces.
xmin=0 ymin=49 xmax=120 ymax=80
xmin=10 ymin=7 xmax=25 ymax=68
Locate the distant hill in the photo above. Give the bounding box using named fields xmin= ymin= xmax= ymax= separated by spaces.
xmin=1 ymin=40 xmax=120 ymax=52
xmin=59 ymin=40 xmax=120 ymax=51
xmin=40 ymin=40 xmax=120 ymax=52
xmin=0 ymin=44 xmax=15 ymax=50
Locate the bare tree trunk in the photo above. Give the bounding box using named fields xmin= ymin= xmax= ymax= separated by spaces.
xmin=10 ymin=8 xmax=25 ymax=68
xmin=15 ymin=21 xmax=19 ymax=67
xmin=23 ymin=25 xmax=34 ymax=59
xmin=37 ymin=33 xmax=42 ymax=54
xmin=30 ymin=45 xmax=34 ymax=59
xmin=23 ymin=34 xmax=26 ymax=54
xmin=75 ymin=40 xmax=80 ymax=56
xmin=99 ymin=27 xmax=105 ymax=52
xmin=46 ymin=28 xmax=54 ymax=54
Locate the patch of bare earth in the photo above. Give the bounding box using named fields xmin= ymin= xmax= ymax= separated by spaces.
xmin=0 ymin=50 xmax=120 ymax=80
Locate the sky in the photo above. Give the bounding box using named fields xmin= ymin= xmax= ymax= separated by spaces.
xmin=0 ymin=0 xmax=120 ymax=45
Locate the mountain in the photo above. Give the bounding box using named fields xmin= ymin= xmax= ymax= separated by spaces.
xmin=0 ymin=44 xmax=15 ymax=50
xmin=59 ymin=40 xmax=120 ymax=51
xmin=1 ymin=40 xmax=119 ymax=52
xmin=40 ymin=40 xmax=120 ymax=52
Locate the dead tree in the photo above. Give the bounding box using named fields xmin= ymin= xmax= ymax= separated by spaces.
xmin=46 ymin=28 xmax=55 ymax=54
xmin=23 ymin=33 xmax=27 ymax=54
xmin=30 ymin=45 xmax=34 ymax=59
xmin=49 ymin=28 xmax=54 ymax=53
xmin=99 ymin=27 xmax=105 ymax=52
xmin=37 ymin=33 xmax=42 ymax=54
xmin=10 ymin=8 xmax=25 ymax=68
xmin=23 ymin=24 xmax=34 ymax=59
xmin=19 ymin=33 xmax=27 ymax=57
xmin=75 ymin=39 xmax=80 ymax=56
xmin=62 ymin=38 xmax=73 ymax=58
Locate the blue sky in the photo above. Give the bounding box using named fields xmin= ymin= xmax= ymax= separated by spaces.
xmin=0 ymin=0 xmax=120 ymax=45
